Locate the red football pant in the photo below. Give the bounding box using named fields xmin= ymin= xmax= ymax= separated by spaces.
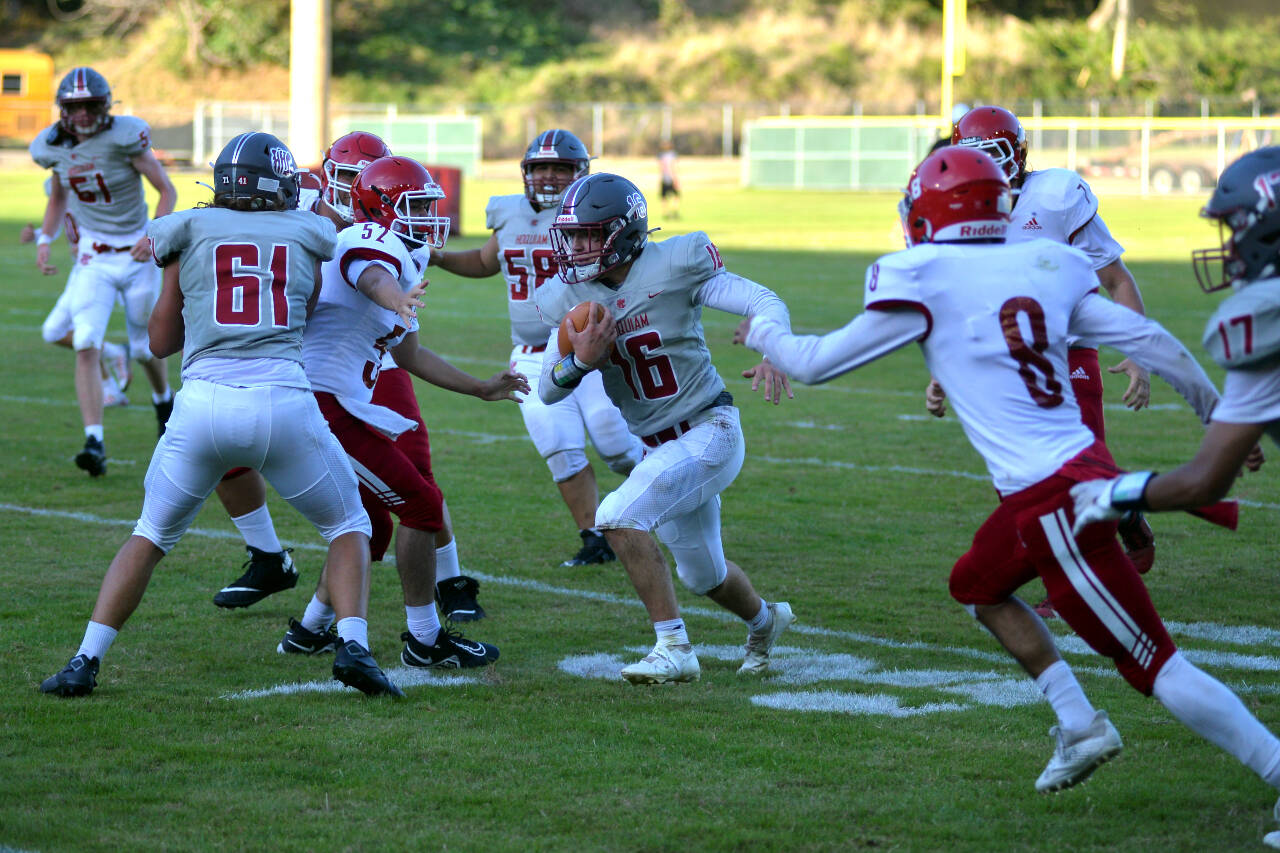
xmin=1069 ymin=348 xmax=1105 ymax=442
xmin=949 ymin=441 xmax=1176 ymax=694
xmin=314 ymin=388 xmax=443 ymax=550
xmin=366 ymin=368 xmax=439 ymax=561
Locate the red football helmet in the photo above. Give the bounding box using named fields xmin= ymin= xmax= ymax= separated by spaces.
xmin=323 ymin=131 xmax=392 ymax=222
xmin=898 ymin=148 xmax=1012 ymax=247
xmin=351 ymin=156 xmax=450 ymax=249
xmin=951 ymin=106 xmax=1028 ymax=182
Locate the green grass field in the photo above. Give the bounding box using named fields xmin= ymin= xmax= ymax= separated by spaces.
xmin=3 ymin=167 xmax=1279 ymax=852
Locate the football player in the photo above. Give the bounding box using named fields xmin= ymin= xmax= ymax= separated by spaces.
xmin=430 ymin=130 xmax=645 ymax=569
xmin=538 ymin=172 xmax=795 ymax=684
xmin=924 ymin=107 xmax=1161 ymax=597
xmin=30 ymin=67 xmax=176 ymax=476
xmin=738 ymin=148 xmax=1280 ymax=832
xmin=40 ymin=132 xmax=402 ymax=698
xmin=276 ymin=155 xmax=524 ymax=670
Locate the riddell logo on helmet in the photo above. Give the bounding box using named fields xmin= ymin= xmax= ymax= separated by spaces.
xmin=1254 ymin=170 xmax=1280 ymax=207
xmin=959 ymin=223 xmax=1005 ymax=237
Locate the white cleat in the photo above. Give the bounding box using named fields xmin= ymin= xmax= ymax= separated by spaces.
xmin=1035 ymin=710 xmax=1123 ymax=793
xmin=620 ymin=642 xmax=700 ymax=685
xmin=102 ymin=374 xmax=129 ymax=408
xmin=739 ymin=601 xmax=795 ymax=675
xmin=1264 ymin=797 xmax=1280 ymax=849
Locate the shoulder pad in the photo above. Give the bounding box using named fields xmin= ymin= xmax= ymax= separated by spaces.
xmin=1202 ymin=279 xmax=1280 ymax=369
xmin=107 ymin=115 xmax=152 ymax=156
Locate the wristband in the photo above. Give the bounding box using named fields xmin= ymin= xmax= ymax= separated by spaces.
xmin=1109 ymin=471 xmax=1155 ymax=511
xmin=551 ymin=353 xmax=589 ymax=389
xmin=36 ymin=232 xmax=53 ymax=246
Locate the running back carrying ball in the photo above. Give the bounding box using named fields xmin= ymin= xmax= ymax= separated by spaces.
xmin=557 ymin=300 xmax=607 ymax=356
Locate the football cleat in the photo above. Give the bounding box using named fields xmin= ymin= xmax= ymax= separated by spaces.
xmin=214 ymin=547 xmax=299 ymax=609
xmin=562 ymin=529 xmax=616 ymax=567
xmin=74 ymin=435 xmax=107 ymax=477
xmin=620 ymin=642 xmax=700 ymax=685
xmin=1117 ymin=511 xmax=1155 ymax=574
xmin=435 ymin=575 xmax=486 ymax=622
xmin=39 ymin=654 xmax=100 ymax=697
xmin=154 ymin=397 xmax=174 ymax=438
xmin=1035 ymin=710 xmax=1122 ymax=793
xmin=739 ymin=601 xmax=795 ymax=675
xmin=277 ymin=617 xmax=339 ymax=655
xmin=1264 ymin=796 xmax=1280 ymax=849
xmin=400 ymin=628 xmax=499 ymax=669
xmin=332 ymin=640 xmax=403 ymax=697
xmin=102 ymin=375 xmax=129 ymax=408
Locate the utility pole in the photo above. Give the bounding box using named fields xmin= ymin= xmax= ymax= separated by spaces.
xmin=289 ymin=0 xmax=330 ymax=165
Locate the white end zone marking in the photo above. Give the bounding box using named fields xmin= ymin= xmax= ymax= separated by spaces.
xmin=224 ymin=666 xmax=480 ymax=700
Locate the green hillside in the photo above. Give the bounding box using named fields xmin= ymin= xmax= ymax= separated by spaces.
xmin=8 ymin=0 xmax=1279 ymax=115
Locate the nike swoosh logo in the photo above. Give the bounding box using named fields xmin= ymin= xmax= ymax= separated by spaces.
xmin=648 ymin=290 xmax=664 ymax=298
xmin=455 ymin=640 xmax=485 ymax=654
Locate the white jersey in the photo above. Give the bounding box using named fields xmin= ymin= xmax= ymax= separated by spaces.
xmin=746 ymin=239 xmax=1219 ymax=495
xmin=1009 ymin=168 xmax=1125 ymax=349
xmin=538 ymin=231 xmax=788 ymax=437
xmin=30 ymin=116 xmax=153 ymax=238
xmin=303 ymin=222 xmax=422 ymax=434
xmin=486 ymin=194 xmax=561 ymax=347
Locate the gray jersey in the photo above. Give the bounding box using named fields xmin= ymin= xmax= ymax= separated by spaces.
xmin=539 ymin=231 xmax=731 ymax=437
xmin=486 ymin=193 xmax=561 ymax=346
xmin=147 ymin=208 xmax=336 ymax=371
xmin=29 ymin=116 xmax=153 ymax=237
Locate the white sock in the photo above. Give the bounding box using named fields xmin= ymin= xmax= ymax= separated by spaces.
xmin=407 ymin=604 xmax=441 ymax=645
xmin=232 ymin=505 xmax=282 ymax=553
xmin=434 ymin=539 xmax=461 ymax=582
xmin=1153 ymin=651 xmax=1280 ymax=787
xmin=335 ymin=616 xmax=368 ymax=649
xmin=747 ymin=599 xmax=771 ymax=633
xmin=1035 ymin=660 xmax=1097 ymax=732
xmin=300 ymin=595 xmax=334 ymax=633
xmin=77 ymin=620 xmax=118 ymax=661
xmin=654 ymin=618 xmax=689 ymax=647
xmin=84 ymin=424 xmax=104 ymax=442
xmin=152 ymin=388 xmax=173 ymax=405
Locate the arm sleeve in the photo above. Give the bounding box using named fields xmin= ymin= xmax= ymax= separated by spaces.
xmin=1071 ymin=293 xmax=1219 ymax=422
xmin=696 ymin=270 xmax=790 ymax=328
xmin=744 ymin=308 xmax=927 ymax=386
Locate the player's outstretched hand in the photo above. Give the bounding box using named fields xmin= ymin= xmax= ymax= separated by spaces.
xmin=732 ymin=316 xmax=752 ymax=345
xmin=742 ymin=360 xmax=793 ymax=405
xmin=478 ymin=368 xmax=530 ymax=403
xmin=1069 ymin=478 xmax=1127 ymax=535
xmin=1108 ymin=358 xmax=1150 ymax=410
xmin=1244 ymin=443 xmax=1266 ymax=473
xmin=925 ymin=378 xmax=947 ymax=418
xmin=392 ymin=281 xmax=427 ymax=327
xmin=36 ymin=243 xmax=57 ymax=276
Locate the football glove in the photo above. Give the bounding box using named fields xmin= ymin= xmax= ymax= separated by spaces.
xmin=1070 ymin=471 xmax=1155 ymax=536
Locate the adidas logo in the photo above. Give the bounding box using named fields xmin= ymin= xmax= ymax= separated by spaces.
xmin=1070 ymin=366 xmax=1090 ymax=380
xmin=1022 ymin=217 xmax=1043 ymax=230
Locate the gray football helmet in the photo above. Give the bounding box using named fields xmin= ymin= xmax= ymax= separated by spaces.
xmin=521 ymin=129 xmax=590 ymax=211
xmin=1193 ymin=146 xmax=1280 ymax=292
xmin=56 ymin=67 xmax=112 ymax=137
xmin=549 ymin=173 xmax=649 ymax=284
xmin=213 ymin=132 xmax=300 ymax=211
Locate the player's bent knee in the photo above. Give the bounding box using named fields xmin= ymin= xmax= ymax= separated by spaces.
xmin=546 ymin=448 xmax=590 ymax=483
xmin=675 ymin=560 xmax=727 ymax=596
xmin=601 ymin=446 xmax=642 ymax=477
xmin=314 ymin=510 xmax=373 ymax=543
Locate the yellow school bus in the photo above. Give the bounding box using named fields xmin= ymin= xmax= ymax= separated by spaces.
xmin=0 ymin=50 xmax=54 ymax=142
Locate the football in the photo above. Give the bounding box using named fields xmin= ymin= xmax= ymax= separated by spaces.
xmin=557 ymin=301 xmax=607 ymax=356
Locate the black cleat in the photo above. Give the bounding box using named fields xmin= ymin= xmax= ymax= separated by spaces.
xmin=214 ymin=547 xmax=299 ymax=609
xmin=40 ymin=654 xmax=100 ymax=697
xmin=74 ymin=436 xmax=107 ymax=477
xmin=401 ymin=628 xmax=499 ymax=669
xmin=333 ymin=640 xmax=403 ymax=697
xmin=561 ymin=529 xmax=616 ymax=567
xmin=277 ymin=617 xmax=339 ymax=655
xmin=155 ymin=397 xmax=174 ymax=437
xmin=435 ymin=575 xmax=486 ymax=623
xmin=1118 ymin=511 xmax=1155 ymax=574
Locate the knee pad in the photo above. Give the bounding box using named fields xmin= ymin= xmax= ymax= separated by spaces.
xmin=546 ymin=448 xmax=590 ymax=483
xmin=674 ymin=557 xmax=727 ymax=596
xmin=601 ymin=445 xmax=643 ymax=477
